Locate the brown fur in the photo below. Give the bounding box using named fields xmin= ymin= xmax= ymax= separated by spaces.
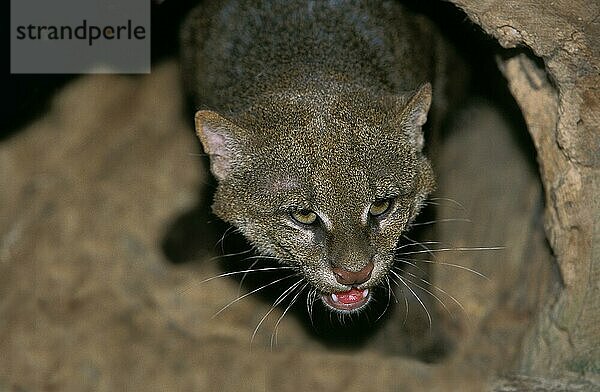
xmin=181 ymin=0 xmax=453 ymax=311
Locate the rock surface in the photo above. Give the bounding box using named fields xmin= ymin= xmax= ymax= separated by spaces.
xmin=1 ymin=60 xmax=565 ymax=390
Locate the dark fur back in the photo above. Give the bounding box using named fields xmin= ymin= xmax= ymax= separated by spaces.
xmin=181 ymin=0 xmax=447 ymax=119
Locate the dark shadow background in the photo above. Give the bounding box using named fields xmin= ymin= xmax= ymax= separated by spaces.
xmin=3 ymin=0 xmax=198 ymax=140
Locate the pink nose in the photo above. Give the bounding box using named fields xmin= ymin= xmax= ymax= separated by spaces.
xmin=332 ymin=261 xmax=374 ymax=286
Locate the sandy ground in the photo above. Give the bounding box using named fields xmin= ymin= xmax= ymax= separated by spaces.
xmin=0 ymin=61 xmax=555 ymax=391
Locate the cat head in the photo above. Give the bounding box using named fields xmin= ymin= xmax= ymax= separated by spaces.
xmin=195 ymin=83 xmax=435 ymax=313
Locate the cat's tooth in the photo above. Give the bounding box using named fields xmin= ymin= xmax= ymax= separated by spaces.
xmin=363 ymin=289 xmax=369 ymax=297
xmin=331 ymin=293 xmax=339 ymax=302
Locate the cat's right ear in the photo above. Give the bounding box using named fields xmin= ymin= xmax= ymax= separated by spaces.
xmin=400 ymin=83 xmax=432 ymax=151
xmin=195 ymin=110 xmax=245 ymax=181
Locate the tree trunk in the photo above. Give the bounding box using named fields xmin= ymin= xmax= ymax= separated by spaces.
xmin=449 ymin=0 xmax=600 ymax=384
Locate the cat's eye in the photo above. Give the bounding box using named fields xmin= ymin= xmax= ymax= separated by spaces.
xmin=369 ymin=199 xmax=392 ymax=217
xmin=290 ymin=209 xmax=318 ymax=225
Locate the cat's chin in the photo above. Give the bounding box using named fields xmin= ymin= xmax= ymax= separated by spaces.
xmin=321 ymin=288 xmax=371 ymax=313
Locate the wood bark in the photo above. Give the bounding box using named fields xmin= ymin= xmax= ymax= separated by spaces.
xmin=449 ymin=0 xmax=600 ymax=385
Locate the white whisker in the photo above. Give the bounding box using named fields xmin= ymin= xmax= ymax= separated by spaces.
xmin=401 ymin=257 xmax=489 ymax=280
xmin=238 ymin=259 xmax=260 ymax=296
xmin=401 ymin=274 xmax=452 ymax=318
xmin=427 ymin=197 xmax=466 ymax=210
xmin=212 ymin=273 xmax=300 ymax=318
xmin=401 ymin=234 xmax=437 ymax=259
xmin=215 ymin=226 xmax=236 ymax=252
xmin=395 ymin=240 xmax=441 ymax=250
xmin=196 ymin=266 xmax=297 ymax=285
xmin=207 ymin=248 xmax=254 ymax=262
xmin=410 ymin=218 xmax=472 ymax=227
xmin=376 ymin=278 xmax=393 ymax=322
xmin=240 ymin=255 xmax=298 ymax=265
xmin=397 ymin=246 xmax=504 ymax=257
xmin=394 ymin=266 xmax=465 ymax=313
xmin=251 ymin=279 xmax=305 ymax=344
xmin=390 ymin=270 xmax=431 ymax=328
xmin=271 ymin=283 xmax=309 ymax=349
xmin=388 ymin=275 xmax=410 ymax=325
xmin=243 ymin=255 xmax=283 ymax=261
xmin=394 ymin=255 xmax=428 ymax=276
xmin=306 ymin=288 xmax=318 ymax=327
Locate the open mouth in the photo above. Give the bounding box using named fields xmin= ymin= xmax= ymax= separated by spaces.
xmin=321 ymin=288 xmax=371 ymax=312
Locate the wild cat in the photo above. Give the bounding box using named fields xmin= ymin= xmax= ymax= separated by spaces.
xmin=180 ymin=0 xmax=470 ymax=317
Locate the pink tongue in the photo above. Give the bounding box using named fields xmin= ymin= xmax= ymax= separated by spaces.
xmin=335 ymin=288 xmax=364 ymax=304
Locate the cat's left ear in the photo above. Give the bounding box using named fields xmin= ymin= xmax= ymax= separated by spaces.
xmin=401 ymin=82 xmax=432 ymax=151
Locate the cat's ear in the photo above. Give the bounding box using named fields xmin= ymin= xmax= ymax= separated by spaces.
xmin=401 ymin=82 xmax=432 ymax=150
xmin=195 ymin=110 xmax=246 ymax=181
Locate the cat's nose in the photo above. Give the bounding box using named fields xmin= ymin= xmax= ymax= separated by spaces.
xmin=332 ymin=261 xmax=374 ymax=286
